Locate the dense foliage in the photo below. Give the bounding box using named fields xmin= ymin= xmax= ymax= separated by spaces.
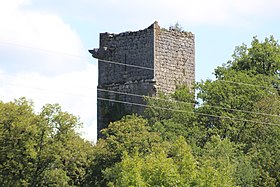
xmin=0 ymin=36 xmax=279 ymax=186
xmin=87 ymin=36 xmax=279 ymax=187
xmin=0 ymin=99 xmax=93 ymax=186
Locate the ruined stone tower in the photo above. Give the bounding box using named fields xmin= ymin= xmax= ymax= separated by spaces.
xmin=89 ymin=21 xmax=195 ymax=138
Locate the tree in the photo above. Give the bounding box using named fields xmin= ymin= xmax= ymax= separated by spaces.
xmin=246 ymin=96 xmax=280 ymax=186
xmin=197 ymin=36 xmax=280 ymax=186
xmin=215 ymin=36 xmax=280 ymax=77
xmin=103 ymin=136 xmax=196 ymax=187
xmin=84 ymin=115 xmax=163 ymax=186
xmin=104 ymin=136 xmax=239 ymax=187
xmin=89 ymin=36 xmax=280 ymax=187
xmin=144 ymin=85 xmax=204 ymax=147
xmin=197 ymin=70 xmax=278 ymax=144
xmin=105 ymin=150 xmax=182 ymax=187
xmin=169 ymin=22 xmax=184 ymax=32
xmin=196 ymin=136 xmax=245 ymax=187
xmin=0 ymin=98 xmax=39 ymax=186
xmin=0 ymin=98 xmax=93 ymax=186
xmin=215 ymin=36 xmax=280 ymax=94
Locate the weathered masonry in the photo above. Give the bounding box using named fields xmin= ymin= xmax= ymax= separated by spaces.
xmin=89 ymin=21 xmax=195 ymax=138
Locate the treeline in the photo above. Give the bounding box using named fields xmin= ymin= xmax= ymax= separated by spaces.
xmin=0 ymin=36 xmax=279 ymax=186
xmin=0 ymin=101 xmax=93 ymax=186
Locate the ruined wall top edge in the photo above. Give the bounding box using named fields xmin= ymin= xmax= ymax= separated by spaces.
xmin=100 ymin=22 xmax=155 ymax=39
xmin=100 ymin=21 xmax=194 ymax=39
xmin=159 ymin=28 xmax=194 ymax=39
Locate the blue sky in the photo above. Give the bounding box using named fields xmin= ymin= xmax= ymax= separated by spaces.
xmin=1 ymin=0 xmax=280 ymax=142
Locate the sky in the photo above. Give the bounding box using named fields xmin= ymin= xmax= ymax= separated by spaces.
xmin=1 ymin=0 xmax=280 ymax=142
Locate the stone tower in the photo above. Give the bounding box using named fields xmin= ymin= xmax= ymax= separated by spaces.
xmin=89 ymin=21 xmax=195 ymax=138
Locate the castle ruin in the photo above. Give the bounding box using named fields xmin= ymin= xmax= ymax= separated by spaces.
xmin=89 ymin=21 xmax=195 ymax=138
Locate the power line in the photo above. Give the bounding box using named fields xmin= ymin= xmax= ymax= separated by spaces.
xmin=98 ymin=59 xmax=154 ymax=71
xmin=2 ymin=76 xmax=279 ymax=127
xmin=97 ymin=88 xmax=280 ymax=118
xmin=96 ymin=57 xmax=279 ymax=91
xmin=0 ymin=41 xmax=88 ymax=59
xmin=1 ymin=81 xmax=95 ymax=99
xmin=97 ymin=97 xmax=280 ymax=127
xmin=1 ymin=79 xmax=278 ymax=119
xmin=3 ymin=40 xmax=279 ymax=127
xmin=0 ymin=71 xmax=97 ymax=91
xmin=1 ymin=40 xmax=278 ymax=91
xmin=0 ymin=41 xmax=152 ymax=70
xmin=217 ymin=79 xmax=279 ymax=91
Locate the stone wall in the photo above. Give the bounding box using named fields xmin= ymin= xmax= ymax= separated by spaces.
xmin=154 ymin=24 xmax=195 ymax=93
xmin=97 ymin=79 xmax=156 ymax=135
xmin=98 ymin=24 xmax=155 ymax=85
xmin=90 ymin=22 xmax=195 ymax=138
xmin=95 ymin=23 xmax=157 ymax=138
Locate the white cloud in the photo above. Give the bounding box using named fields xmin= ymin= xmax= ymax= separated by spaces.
xmin=0 ymin=0 xmax=88 ymax=75
xmin=0 ymin=0 xmax=98 ymax=142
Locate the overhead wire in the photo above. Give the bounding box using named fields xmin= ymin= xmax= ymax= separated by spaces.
xmin=1 ymin=80 xmax=94 ymax=98
xmin=98 ymin=59 xmax=154 ymax=71
xmin=1 ymin=39 xmax=279 ymax=90
xmin=0 ymin=40 xmax=278 ymax=91
xmin=217 ymin=79 xmax=279 ymax=91
xmin=97 ymin=97 xmax=280 ymax=127
xmin=1 ymin=79 xmax=278 ymax=120
xmin=0 ymin=71 xmax=96 ymax=91
xmin=97 ymin=88 xmax=280 ymax=118
xmin=1 ymin=40 xmax=279 ymax=123
xmin=0 ymin=41 xmax=88 ymax=59
xmin=95 ymin=56 xmax=280 ymax=126
xmin=1 ymin=75 xmax=279 ymax=120
xmin=97 ymin=58 xmax=279 ymax=91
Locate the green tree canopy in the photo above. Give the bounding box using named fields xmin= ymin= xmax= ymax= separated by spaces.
xmin=0 ymin=98 xmax=93 ymax=187
xmin=215 ymin=36 xmax=280 ymax=77
xmin=197 ymin=36 xmax=280 ymax=186
xmin=85 ymin=115 xmax=163 ymax=186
